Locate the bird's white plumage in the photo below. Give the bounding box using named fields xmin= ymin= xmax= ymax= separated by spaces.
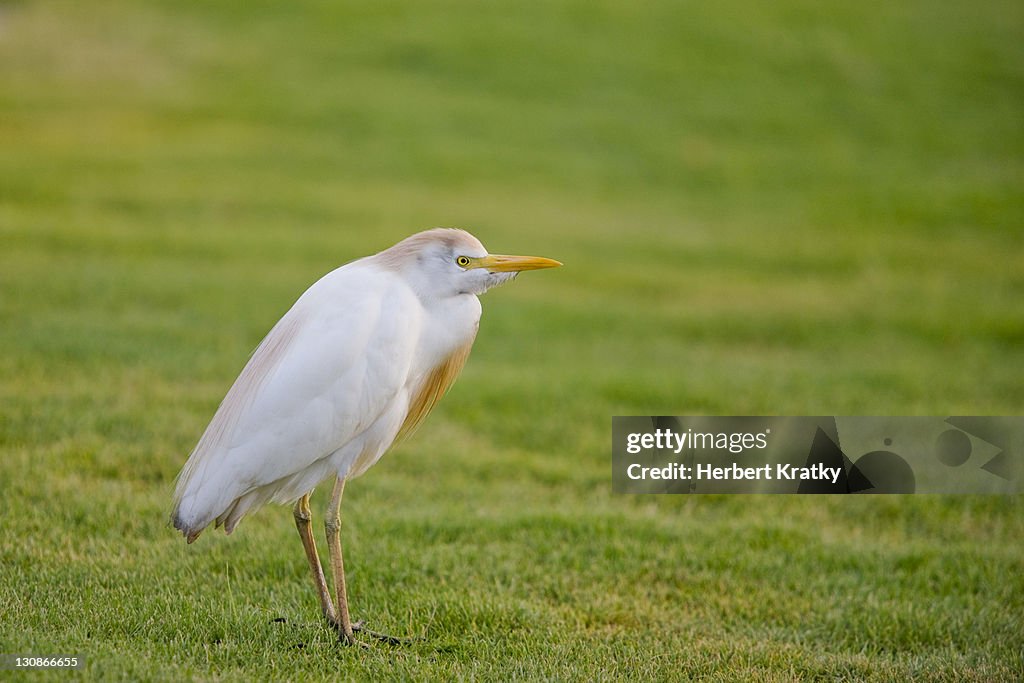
xmin=172 ymin=229 xmax=491 ymax=538
xmin=170 ymin=227 xmax=560 ymax=644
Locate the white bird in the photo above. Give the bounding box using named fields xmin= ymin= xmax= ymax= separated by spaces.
xmin=172 ymin=228 xmax=560 ymax=644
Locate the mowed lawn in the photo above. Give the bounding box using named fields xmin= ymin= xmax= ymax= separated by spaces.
xmin=1 ymin=1 xmax=1022 ymax=680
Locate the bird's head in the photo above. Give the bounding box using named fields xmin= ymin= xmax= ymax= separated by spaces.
xmin=374 ymin=228 xmax=562 ymax=298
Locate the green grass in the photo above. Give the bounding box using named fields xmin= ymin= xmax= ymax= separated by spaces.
xmin=1 ymin=0 xmax=1022 ymax=680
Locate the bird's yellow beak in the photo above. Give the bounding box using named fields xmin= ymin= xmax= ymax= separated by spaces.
xmin=473 ymin=254 xmax=563 ymax=272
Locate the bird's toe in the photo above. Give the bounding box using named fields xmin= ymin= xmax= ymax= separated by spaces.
xmin=351 ymin=620 xmax=418 ymax=645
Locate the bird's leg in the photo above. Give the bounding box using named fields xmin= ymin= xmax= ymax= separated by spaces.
xmin=326 ymin=476 xmax=357 ymax=645
xmin=293 ymin=493 xmax=337 ymax=625
xmin=324 ymin=477 xmax=414 ymax=646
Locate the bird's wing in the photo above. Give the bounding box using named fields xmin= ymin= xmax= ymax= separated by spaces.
xmin=172 ymin=262 xmax=422 ymax=536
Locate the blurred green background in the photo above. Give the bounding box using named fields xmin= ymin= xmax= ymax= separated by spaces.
xmin=1 ymin=1 xmax=1021 ymax=680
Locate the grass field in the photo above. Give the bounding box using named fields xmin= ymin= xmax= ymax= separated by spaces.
xmin=1 ymin=0 xmax=1022 ymax=680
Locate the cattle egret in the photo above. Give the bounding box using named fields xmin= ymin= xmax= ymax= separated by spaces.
xmin=171 ymin=228 xmax=561 ymax=644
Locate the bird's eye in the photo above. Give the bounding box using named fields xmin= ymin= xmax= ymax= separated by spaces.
xmin=456 ymin=256 xmax=471 ymax=268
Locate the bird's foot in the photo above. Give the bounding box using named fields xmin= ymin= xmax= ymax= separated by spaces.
xmin=329 ymin=618 xmax=421 ymax=647
xmin=339 ymin=629 xmax=370 ymax=649
xmin=351 ymin=619 xmax=420 ymax=646
xmin=327 ymin=616 xmax=413 ymax=646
